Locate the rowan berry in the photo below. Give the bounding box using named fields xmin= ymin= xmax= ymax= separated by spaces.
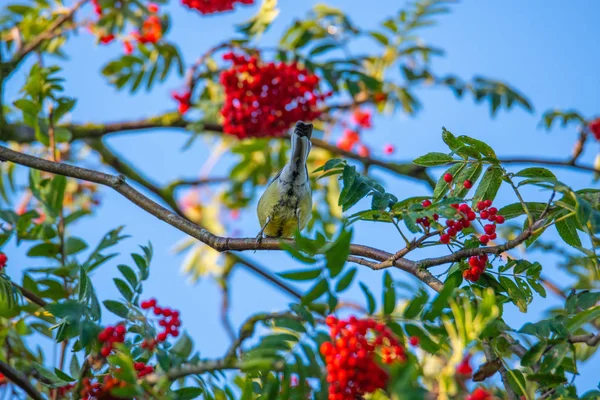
xmin=440 ymin=234 xmax=450 ymax=244
xmin=495 ymin=215 xmax=505 ymax=224
xmin=422 ymin=199 xmax=432 ymax=208
xmin=181 ymin=0 xmax=254 ymax=14
xmin=480 ymin=234 xmax=490 ymax=245
xmin=484 ymin=224 xmax=496 ymax=235
xmin=352 ymin=109 xmax=372 ymax=129
xmin=468 ymin=387 xmax=493 ymax=400
xmin=463 ymin=180 xmax=473 ymax=189
xmin=443 ymin=173 xmax=453 ymax=183
xmin=383 ymin=144 xmax=395 ymax=155
xmin=0 ymin=253 xmax=7 ymax=269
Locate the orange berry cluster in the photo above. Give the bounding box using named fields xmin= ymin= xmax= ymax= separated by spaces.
xmin=98 ymin=324 xmax=126 ymax=357
xmin=319 ymin=316 xmax=406 ymax=400
xmin=80 ymin=376 xmax=126 ymax=400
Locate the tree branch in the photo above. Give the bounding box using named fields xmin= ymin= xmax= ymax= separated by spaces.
xmin=0 ymin=144 xmax=444 ymax=292
xmin=499 ymin=157 xmax=600 ymax=174
xmin=481 ymin=340 xmax=519 ymax=400
xmin=0 ymin=360 xmax=45 ymax=400
xmin=3 ymin=113 xmax=433 ymax=186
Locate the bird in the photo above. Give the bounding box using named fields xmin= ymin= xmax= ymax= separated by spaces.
xmin=256 ymin=121 xmax=314 ymax=240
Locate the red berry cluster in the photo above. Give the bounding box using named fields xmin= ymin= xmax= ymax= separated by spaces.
xmin=134 ymin=14 xmax=163 ymax=44
xmin=337 ymin=109 xmax=373 ymax=157
xmin=475 ymin=200 xmax=505 ymax=244
xmin=92 ymin=0 xmax=102 ymax=16
xmin=181 ymin=0 xmax=254 ymax=14
xmin=98 ymin=324 xmax=126 ymax=357
xmin=438 ymin=202 xmax=476 ymax=244
xmin=319 ymin=316 xmax=406 ymax=400
xmin=456 ymin=354 xmax=473 ymax=377
xmin=171 ymin=90 xmax=192 ymax=114
xmin=467 ymin=387 xmax=493 ymax=400
xmin=432 ymin=200 xmax=504 ymax=245
xmin=57 ymin=383 xmax=75 ymax=397
xmin=463 ymin=254 xmax=488 ymax=282
xmin=589 ymin=118 xmax=600 ymax=141
xmin=0 ymin=252 xmax=7 ymax=271
xmin=219 ymin=52 xmax=331 ymax=139
xmin=141 ymin=298 xmax=181 ymax=343
xmin=81 ymin=376 xmax=126 ymax=400
xmin=134 ymin=362 xmax=154 ymax=378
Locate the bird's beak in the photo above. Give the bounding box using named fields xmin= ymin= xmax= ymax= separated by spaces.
xmin=290 ymin=121 xmax=313 ymax=164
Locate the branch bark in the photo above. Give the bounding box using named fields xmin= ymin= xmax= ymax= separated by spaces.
xmin=0 ymin=144 xmax=444 ymax=291
xmin=0 ymin=360 xmax=45 ymax=400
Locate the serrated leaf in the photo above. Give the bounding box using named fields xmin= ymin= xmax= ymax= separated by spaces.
xmin=515 ymin=167 xmax=556 ymax=179
xmin=413 ymin=152 xmax=454 ymax=167
xmin=473 ymin=165 xmax=503 ymax=203
xmin=555 ymin=216 xmax=581 ymax=248
xmin=457 ymin=135 xmax=497 ymax=158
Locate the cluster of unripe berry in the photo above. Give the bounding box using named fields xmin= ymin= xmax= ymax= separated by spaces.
xmin=219 ymin=51 xmax=331 ymax=138
xmin=320 ymin=316 xmax=406 ymax=400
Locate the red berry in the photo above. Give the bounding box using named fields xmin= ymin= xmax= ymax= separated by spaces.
xmin=422 ymin=200 xmax=432 ymax=208
xmin=134 ymin=362 xmax=145 ymax=371
xmin=153 ymin=307 xmax=162 ymax=315
xmin=483 ymin=200 xmax=492 ymax=208
xmin=357 ymin=144 xmax=370 ymax=158
xmin=483 ymin=224 xmax=496 ymax=234
xmin=489 ymin=233 xmax=497 ymax=240
xmin=170 ymin=329 xmax=179 ymax=337
xmin=447 ymin=227 xmax=457 ymax=237
xmin=477 ymin=201 xmax=486 ymax=211
xmin=488 ymin=207 xmax=497 ymax=215
xmin=162 ymin=308 xmax=172 ymax=317
xmin=326 ymin=315 xmax=338 ymax=327
xmin=140 ymin=301 xmax=151 ymax=309
xmin=440 ymin=234 xmax=450 ymax=244
xmin=495 ymin=215 xmax=505 ymax=224
xmin=480 ymin=235 xmax=490 ymax=245
xmin=147 ymin=3 xmax=159 ymax=13
xmin=149 ymin=299 xmax=157 ymax=307
xmin=157 ymin=332 xmax=167 ymax=342
xmin=480 ymin=210 xmax=489 ymax=219
xmin=467 ymin=211 xmax=477 ymax=221
xmin=115 ymin=325 xmax=126 ymax=335
xmin=0 ymin=253 xmax=7 ymax=269
xmin=98 ymin=331 xmax=109 ymax=342
xmin=101 ymin=346 xmax=111 ymax=357
xmin=443 ymin=173 xmax=453 ymax=183
xmin=383 ymin=144 xmax=395 ymax=155
xmin=433 ymin=213 xmax=439 ymax=221
xmin=458 ymin=203 xmax=470 ymax=213
xmin=446 ymin=220 xmax=455 ymax=227
xmin=463 ymin=180 xmax=473 ymax=189
xmin=182 ymin=0 xmax=255 ymax=14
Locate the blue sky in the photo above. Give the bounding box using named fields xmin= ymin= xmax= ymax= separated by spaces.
xmin=3 ymin=0 xmax=600 ymax=394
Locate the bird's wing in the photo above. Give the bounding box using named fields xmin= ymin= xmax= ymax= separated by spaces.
xmin=267 ymin=168 xmax=283 ymax=186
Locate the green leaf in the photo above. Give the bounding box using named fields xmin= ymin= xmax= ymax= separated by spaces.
xmin=277 ymin=268 xmax=322 ymax=281
xmin=515 ymin=167 xmax=556 ymax=179
xmin=425 ymin=270 xmax=462 ymax=320
xmin=498 ymin=202 xmax=548 ymax=220
xmin=65 ymin=237 xmax=88 ymax=255
xmin=117 ymin=265 xmax=138 ymax=289
xmin=171 ymin=332 xmax=194 ymax=358
xmin=433 ymin=163 xmax=464 ymax=201
xmin=27 ymin=242 xmax=59 ymax=258
xmin=310 ymin=43 xmax=337 ymax=56
xmin=441 ymin=127 xmax=462 ymax=152
xmin=114 ymin=278 xmax=134 ymax=302
xmin=413 ymin=152 xmax=454 ymax=167
xmin=540 ymin=342 xmax=569 ymax=373
xmin=473 ymin=165 xmax=503 ymax=204
xmin=555 ymin=216 xmax=581 ymax=248
xmin=521 ymin=340 xmax=548 ymax=367
xmin=325 ymin=228 xmax=352 ymax=278
xmin=369 ymin=31 xmax=389 ymax=45
xmin=383 ymin=271 xmax=396 ymax=315
xmin=103 ymin=300 xmax=129 ymax=318
xmin=359 ymin=282 xmax=376 ymax=314
xmin=404 ymin=324 xmax=440 ymax=353
xmin=506 ymin=369 xmax=527 ymax=395
xmin=173 ymin=388 xmax=204 ymax=400
xmin=566 ymin=306 xmax=600 ymax=332
xmin=403 ymin=289 xmax=428 ymax=319
xmin=457 ymin=135 xmax=497 ymax=158
xmin=499 ymin=276 xmax=528 ymax=312
xmin=45 ymin=301 xmax=87 ymax=321
xmin=335 ymin=268 xmax=357 ymax=293
xmin=526 ymin=373 xmax=567 ymax=387
xmin=302 ymin=279 xmax=328 ymax=304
